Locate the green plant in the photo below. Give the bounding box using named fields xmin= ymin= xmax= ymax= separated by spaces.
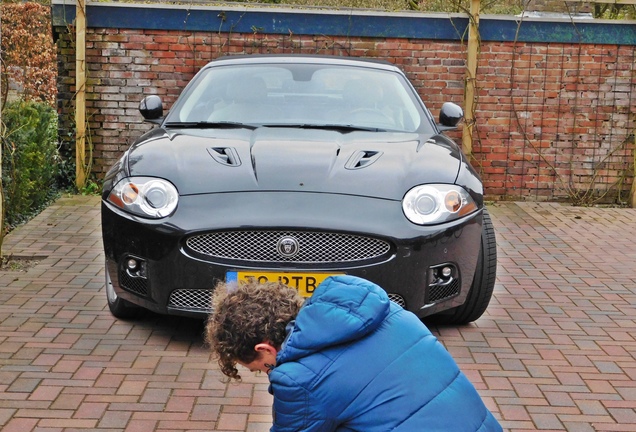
xmin=594 ymin=3 xmax=636 ymax=19
xmin=1 ymin=100 xmax=61 ymax=231
xmin=79 ymin=178 xmax=101 ymax=196
xmin=413 ymin=0 xmax=523 ymax=14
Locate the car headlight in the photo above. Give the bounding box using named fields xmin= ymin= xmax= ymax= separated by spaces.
xmin=402 ymin=184 xmax=478 ymax=225
xmin=107 ymin=177 xmax=179 ymax=218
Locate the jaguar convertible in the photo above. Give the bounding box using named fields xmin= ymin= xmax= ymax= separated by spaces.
xmin=101 ymin=54 xmax=497 ymax=324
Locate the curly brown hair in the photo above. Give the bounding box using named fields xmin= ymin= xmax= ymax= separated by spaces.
xmin=204 ymin=279 xmax=304 ymax=380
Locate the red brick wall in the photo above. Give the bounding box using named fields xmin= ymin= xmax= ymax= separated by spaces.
xmin=478 ymin=42 xmax=635 ymax=202
xmin=55 ymin=28 xmax=636 ymax=204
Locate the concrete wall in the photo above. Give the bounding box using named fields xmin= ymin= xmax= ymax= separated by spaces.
xmin=53 ymin=2 xmax=636 ymax=203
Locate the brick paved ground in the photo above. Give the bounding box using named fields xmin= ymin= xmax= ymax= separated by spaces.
xmin=0 ymin=195 xmax=634 ymax=431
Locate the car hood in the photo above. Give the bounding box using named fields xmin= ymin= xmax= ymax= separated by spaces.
xmin=126 ymin=127 xmax=462 ymax=200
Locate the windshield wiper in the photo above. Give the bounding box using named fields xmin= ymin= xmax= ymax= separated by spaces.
xmin=262 ymin=123 xmax=387 ymax=133
xmin=163 ymin=121 xmax=257 ymax=130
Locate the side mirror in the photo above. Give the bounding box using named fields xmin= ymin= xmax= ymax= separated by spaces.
xmin=139 ymin=95 xmax=163 ymax=123
xmin=438 ymin=102 xmax=464 ymax=129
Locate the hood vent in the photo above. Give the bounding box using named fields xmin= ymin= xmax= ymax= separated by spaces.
xmin=417 ymin=138 xmax=437 ymax=152
xmin=207 ymin=147 xmax=241 ymax=167
xmin=345 ymin=150 xmax=383 ymax=170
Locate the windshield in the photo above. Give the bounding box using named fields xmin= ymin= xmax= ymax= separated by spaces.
xmin=165 ymin=63 xmax=433 ymax=133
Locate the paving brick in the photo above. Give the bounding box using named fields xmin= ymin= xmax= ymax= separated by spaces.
xmin=28 ymin=385 xmax=63 ymax=401
xmin=529 ymin=412 xmax=564 ymax=429
xmin=0 ymin=196 xmax=634 ymax=431
xmin=217 ymin=412 xmax=248 ymax=430
xmin=1 ymin=418 xmax=39 ymax=432
xmin=74 ymin=401 xmax=108 ymax=419
xmin=97 ymin=409 xmax=132 ymax=428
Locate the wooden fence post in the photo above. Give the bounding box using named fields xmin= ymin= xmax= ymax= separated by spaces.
xmin=462 ymin=0 xmax=480 ymax=159
xmin=632 ymin=133 xmax=636 ymax=207
xmin=0 ymin=6 xmax=4 ymax=256
xmin=75 ymin=0 xmax=87 ymax=189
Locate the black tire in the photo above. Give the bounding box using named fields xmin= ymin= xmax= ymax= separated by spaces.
xmin=105 ymin=260 xmax=142 ymax=319
xmin=430 ymin=208 xmax=497 ymax=325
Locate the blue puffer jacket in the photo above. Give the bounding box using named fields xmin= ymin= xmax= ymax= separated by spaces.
xmin=269 ymin=275 xmax=502 ymax=432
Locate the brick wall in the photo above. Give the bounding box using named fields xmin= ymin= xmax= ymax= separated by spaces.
xmin=474 ymin=41 xmax=635 ymax=201
xmin=53 ymin=4 xmax=636 ymax=204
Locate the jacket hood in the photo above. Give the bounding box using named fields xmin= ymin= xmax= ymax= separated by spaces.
xmin=276 ymin=276 xmax=391 ymax=365
xmin=125 ymin=127 xmax=462 ymax=200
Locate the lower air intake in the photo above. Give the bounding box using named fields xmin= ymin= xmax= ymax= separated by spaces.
xmin=427 ymin=279 xmax=461 ymax=304
xmin=119 ymin=270 xmax=148 ymax=297
xmin=387 ymin=293 xmax=406 ymax=308
xmin=168 ymin=289 xmax=213 ymax=313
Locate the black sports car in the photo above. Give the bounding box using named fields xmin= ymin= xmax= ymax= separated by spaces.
xmin=101 ymin=54 xmax=496 ymax=324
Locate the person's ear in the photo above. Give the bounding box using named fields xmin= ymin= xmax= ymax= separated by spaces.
xmin=254 ymin=342 xmax=278 ymax=355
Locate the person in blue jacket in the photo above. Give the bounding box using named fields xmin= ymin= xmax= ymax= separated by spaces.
xmin=205 ymin=275 xmax=503 ymax=431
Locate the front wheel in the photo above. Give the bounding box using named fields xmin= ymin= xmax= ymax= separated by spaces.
xmin=430 ymin=208 xmax=497 ymax=325
xmin=105 ymin=260 xmax=142 ymax=319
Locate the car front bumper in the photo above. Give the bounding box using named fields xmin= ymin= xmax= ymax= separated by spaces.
xmin=102 ymin=191 xmax=483 ymax=319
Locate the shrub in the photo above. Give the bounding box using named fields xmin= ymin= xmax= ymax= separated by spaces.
xmin=0 ymin=2 xmax=57 ymax=106
xmin=2 ymin=100 xmax=60 ymax=231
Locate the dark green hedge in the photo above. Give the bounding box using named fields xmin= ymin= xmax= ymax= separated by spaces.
xmin=2 ymin=100 xmax=60 ymax=231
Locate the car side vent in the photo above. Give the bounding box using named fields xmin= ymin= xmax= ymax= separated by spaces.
xmin=207 ymin=147 xmax=241 ymax=166
xmin=345 ymin=150 xmax=382 ymax=169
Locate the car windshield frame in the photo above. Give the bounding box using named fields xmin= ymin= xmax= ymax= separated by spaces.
xmin=164 ymin=62 xmax=436 ymax=134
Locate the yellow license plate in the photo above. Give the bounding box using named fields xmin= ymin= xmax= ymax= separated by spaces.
xmin=227 ymin=271 xmax=341 ymax=297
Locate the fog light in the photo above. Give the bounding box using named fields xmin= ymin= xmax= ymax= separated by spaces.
xmin=441 ymin=266 xmax=452 ymax=278
xmin=124 ymin=257 xmax=147 ymax=278
xmin=430 ymin=263 xmax=457 ymax=286
xmin=126 ymin=258 xmax=139 ymax=271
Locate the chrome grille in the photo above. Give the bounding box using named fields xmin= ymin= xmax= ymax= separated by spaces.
xmin=168 ymin=288 xmax=405 ymax=314
xmin=168 ymin=289 xmax=213 ymax=313
xmin=185 ymin=230 xmax=391 ymax=264
xmin=387 ymin=293 xmax=406 ymax=308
